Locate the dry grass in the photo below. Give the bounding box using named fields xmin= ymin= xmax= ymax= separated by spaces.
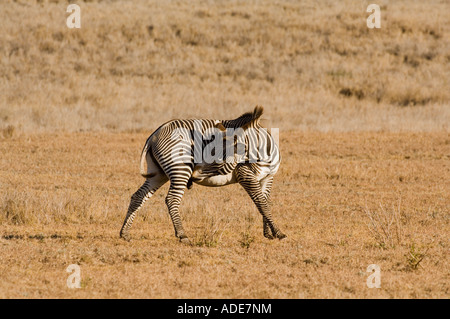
xmin=0 ymin=132 xmax=448 ymax=298
xmin=0 ymin=0 xmax=449 ymax=299
xmin=364 ymin=200 xmax=403 ymax=249
xmin=0 ymin=0 xmax=449 ymax=133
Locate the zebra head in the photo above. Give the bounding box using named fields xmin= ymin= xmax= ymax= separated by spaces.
xmin=214 ymin=106 xmax=275 ymax=164
xmin=213 ymin=121 xmax=247 ymax=164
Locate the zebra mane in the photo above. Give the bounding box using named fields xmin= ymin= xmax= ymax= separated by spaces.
xmin=223 ymin=106 xmax=264 ymax=129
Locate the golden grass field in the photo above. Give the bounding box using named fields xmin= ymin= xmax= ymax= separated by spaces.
xmin=0 ymin=0 xmax=449 ymax=299
xmin=0 ymin=132 xmax=449 ymax=298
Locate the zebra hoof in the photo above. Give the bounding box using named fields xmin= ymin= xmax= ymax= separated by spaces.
xmin=264 ymin=233 xmax=274 ymax=240
xmin=120 ymin=232 xmax=131 ymax=242
xmin=180 ymin=237 xmax=192 ymax=245
xmin=276 ymin=233 xmax=287 ymax=240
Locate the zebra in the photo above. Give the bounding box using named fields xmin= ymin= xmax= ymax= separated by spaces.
xmin=119 ymin=106 xmax=286 ymax=244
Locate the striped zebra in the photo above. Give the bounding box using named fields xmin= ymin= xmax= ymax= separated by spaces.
xmin=119 ymin=106 xmax=286 ymax=244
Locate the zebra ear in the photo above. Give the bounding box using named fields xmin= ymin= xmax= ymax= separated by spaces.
xmin=240 ymin=106 xmax=264 ymax=130
xmin=253 ymin=105 xmax=264 ymax=119
xmin=214 ymin=122 xmax=227 ymax=132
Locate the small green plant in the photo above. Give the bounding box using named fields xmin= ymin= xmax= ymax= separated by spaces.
xmin=192 ymin=216 xmax=223 ymax=247
xmin=80 ymin=277 xmax=92 ymax=288
xmin=193 ymin=230 xmax=219 ymax=247
xmin=239 ymin=231 xmax=254 ymax=249
xmin=405 ymin=242 xmax=429 ymax=271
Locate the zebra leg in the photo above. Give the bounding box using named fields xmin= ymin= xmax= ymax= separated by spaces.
xmin=120 ymin=173 xmax=168 ymax=241
xmin=237 ymin=165 xmax=286 ymax=240
xmin=262 ymin=217 xmax=273 ymax=239
xmin=260 ymin=176 xmax=275 ymax=239
xmin=165 ymin=180 xmax=191 ymax=244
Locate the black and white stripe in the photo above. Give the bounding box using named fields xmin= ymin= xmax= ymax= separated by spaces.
xmin=120 ymin=106 xmax=285 ymax=243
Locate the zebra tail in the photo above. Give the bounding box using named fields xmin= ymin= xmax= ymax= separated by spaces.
xmin=139 ymin=135 xmax=153 ymax=177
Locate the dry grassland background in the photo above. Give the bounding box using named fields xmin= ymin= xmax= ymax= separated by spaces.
xmin=0 ymin=0 xmax=449 ymax=299
xmin=1 ymin=0 xmax=449 ymax=133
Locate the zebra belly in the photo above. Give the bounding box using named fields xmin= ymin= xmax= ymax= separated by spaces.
xmin=192 ymin=171 xmax=237 ymax=187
